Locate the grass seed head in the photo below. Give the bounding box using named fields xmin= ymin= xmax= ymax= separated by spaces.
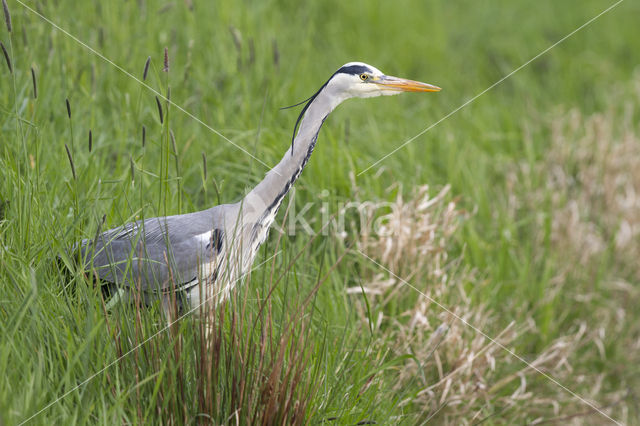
xmin=142 ymin=56 xmax=151 ymax=80
xmin=155 ymin=96 xmax=163 ymax=124
xmin=163 ymin=47 xmax=169 ymax=72
xmin=2 ymin=0 xmax=11 ymax=33
xmin=202 ymin=151 xmax=207 ymax=181
xmin=0 ymin=41 xmax=11 ymax=73
xmin=31 ymin=67 xmax=37 ymax=98
xmin=64 ymin=144 xmax=76 ymax=180
xmin=170 ymin=130 xmax=177 ymax=153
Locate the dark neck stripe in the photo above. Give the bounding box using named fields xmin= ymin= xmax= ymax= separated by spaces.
xmin=256 ymin=115 xmax=327 ymax=236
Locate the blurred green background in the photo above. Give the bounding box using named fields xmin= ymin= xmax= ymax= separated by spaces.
xmin=1 ymin=0 xmax=639 ymax=424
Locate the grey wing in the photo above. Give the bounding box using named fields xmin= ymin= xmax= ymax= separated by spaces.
xmin=80 ymin=206 xmax=229 ymax=291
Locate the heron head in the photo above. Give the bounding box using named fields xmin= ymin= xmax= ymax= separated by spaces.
xmin=286 ymin=62 xmax=441 ymax=154
xmin=328 ymin=62 xmax=441 ymax=99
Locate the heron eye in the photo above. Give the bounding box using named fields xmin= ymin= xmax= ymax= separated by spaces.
xmin=359 ymin=73 xmax=369 ymax=81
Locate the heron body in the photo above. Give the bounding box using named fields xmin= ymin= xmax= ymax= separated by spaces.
xmin=80 ymin=62 xmax=440 ymax=314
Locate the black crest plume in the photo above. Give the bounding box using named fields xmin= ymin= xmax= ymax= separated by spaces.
xmin=281 ymin=77 xmax=332 ymax=156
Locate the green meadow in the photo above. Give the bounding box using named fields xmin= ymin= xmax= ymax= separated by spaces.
xmin=1 ymin=0 xmax=639 ymax=423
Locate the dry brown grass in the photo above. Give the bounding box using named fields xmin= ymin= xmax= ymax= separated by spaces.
xmin=544 ymin=104 xmax=640 ymax=283
xmin=509 ymin=77 xmax=640 ymax=348
xmin=354 ymin=140 xmax=636 ymax=423
xmin=352 ymin=185 xmax=567 ymax=422
xmin=517 ymin=83 xmax=640 ymax=422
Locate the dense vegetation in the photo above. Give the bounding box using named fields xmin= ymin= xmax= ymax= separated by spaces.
xmin=1 ymin=0 xmax=638 ymax=423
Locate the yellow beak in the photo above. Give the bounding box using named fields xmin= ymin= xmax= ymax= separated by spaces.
xmin=373 ymin=75 xmax=441 ymax=92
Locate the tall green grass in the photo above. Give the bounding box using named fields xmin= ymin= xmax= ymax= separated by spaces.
xmin=1 ymin=0 xmax=639 ymax=423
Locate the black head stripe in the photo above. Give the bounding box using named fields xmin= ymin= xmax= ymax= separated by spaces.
xmin=335 ymin=64 xmax=372 ymax=75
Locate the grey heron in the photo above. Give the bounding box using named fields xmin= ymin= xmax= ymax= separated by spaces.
xmin=80 ymin=62 xmax=440 ymax=314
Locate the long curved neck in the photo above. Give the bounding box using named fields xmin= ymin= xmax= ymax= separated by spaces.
xmin=243 ymin=87 xmax=346 ymax=225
